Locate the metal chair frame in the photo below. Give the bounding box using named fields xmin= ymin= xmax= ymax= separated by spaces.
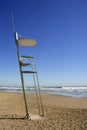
xmin=14 ymin=32 xmax=44 ymax=119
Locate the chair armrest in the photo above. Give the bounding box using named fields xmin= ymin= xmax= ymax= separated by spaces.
xmin=21 ymin=55 xmax=34 ymax=58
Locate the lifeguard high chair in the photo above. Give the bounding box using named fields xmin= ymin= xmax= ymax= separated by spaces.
xmin=14 ymin=32 xmax=44 ymax=119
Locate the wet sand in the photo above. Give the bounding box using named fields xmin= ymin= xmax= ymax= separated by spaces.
xmin=0 ymin=92 xmax=87 ymax=130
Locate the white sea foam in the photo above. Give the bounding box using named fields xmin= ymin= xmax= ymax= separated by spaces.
xmin=0 ymin=86 xmax=87 ymax=98
xmin=41 ymin=86 xmax=87 ymax=98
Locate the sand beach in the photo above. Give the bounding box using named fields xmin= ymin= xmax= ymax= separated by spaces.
xmin=0 ymin=92 xmax=87 ymax=130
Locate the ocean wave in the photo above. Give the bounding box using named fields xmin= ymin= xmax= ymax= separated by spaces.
xmin=0 ymin=86 xmax=87 ymax=98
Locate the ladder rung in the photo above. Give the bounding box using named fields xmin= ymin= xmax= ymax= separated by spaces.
xmin=20 ymin=63 xmax=31 ymax=66
xmin=21 ymin=55 xmax=34 ymax=58
xmin=21 ymin=70 xmax=37 ymax=73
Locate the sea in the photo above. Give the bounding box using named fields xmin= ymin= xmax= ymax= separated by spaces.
xmin=0 ymin=86 xmax=87 ymax=98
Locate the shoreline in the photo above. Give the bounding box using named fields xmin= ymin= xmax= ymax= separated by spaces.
xmin=0 ymin=86 xmax=87 ymax=98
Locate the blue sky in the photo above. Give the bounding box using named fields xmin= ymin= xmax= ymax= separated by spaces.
xmin=0 ymin=0 xmax=87 ymax=86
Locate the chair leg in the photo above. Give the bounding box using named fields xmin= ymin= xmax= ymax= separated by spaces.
xmin=20 ymin=72 xmax=30 ymax=118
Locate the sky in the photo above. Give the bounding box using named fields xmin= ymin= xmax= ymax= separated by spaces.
xmin=0 ymin=0 xmax=87 ymax=87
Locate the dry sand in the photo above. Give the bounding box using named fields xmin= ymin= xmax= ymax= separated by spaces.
xmin=0 ymin=92 xmax=87 ymax=130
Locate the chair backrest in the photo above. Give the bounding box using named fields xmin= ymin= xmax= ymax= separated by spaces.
xmin=14 ymin=32 xmax=19 ymax=45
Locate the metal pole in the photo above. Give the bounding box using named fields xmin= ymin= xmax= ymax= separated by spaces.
xmin=32 ymin=58 xmax=44 ymax=116
xmin=11 ymin=11 xmax=15 ymax=32
xmin=11 ymin=12 xmax=30 ymax=119
xmin=32 ymin=68 xmax=41 ymax=115
xmin=16 ymin=42 xmax=30 ymax=119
